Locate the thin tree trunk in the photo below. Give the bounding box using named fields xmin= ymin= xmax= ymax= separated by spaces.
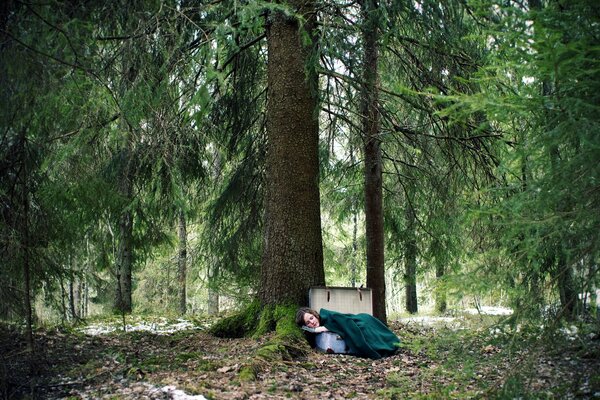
xmin=260 ymin=0 xmax=325 ymax=306
xmin=20 ymin=134 xmax=34 ymax=380
xmin=207 ymin=263 xmax=219 ymax=315
xmin=351 ymin=208 xmax=358 ymax=288
xmin=59 ymin=276 xmax=67 ymax=323
xmin=350 ymin=146 xmax=358 ymax=288
xmin=405 ymin=205 xmax=418 ymax=314
xmin=69 ymin=276 xmax=76 ymax=321
xmin=208 ymin=152 xmax=221 ymax=315
xmin=22 ymin=170 xmax=34 ymax=355
xmin=435 ymin=262 xmax=446 ymax=313
xmin=78 ymin=275 xmax=85 ymax=319
xmin=529 ymin=0 xmax=578 ymax=321
xmin=177 ymin=210 xmax=187 ymax=315
xmin=361 ymin=0 xmax=386 ymax=323
xmin=115 ymin=207 xmax=133 ymax=313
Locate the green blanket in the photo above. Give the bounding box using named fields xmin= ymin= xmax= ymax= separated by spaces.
xmin=319 ymin=308 xmax=400 ymax=359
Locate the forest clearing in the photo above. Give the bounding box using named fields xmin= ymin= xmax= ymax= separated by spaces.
xmin=2 ymin=312 xmax=599 ymax=399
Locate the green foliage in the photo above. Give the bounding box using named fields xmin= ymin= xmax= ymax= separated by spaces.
xmin=1 ymin=0 xmax=597 ymax=327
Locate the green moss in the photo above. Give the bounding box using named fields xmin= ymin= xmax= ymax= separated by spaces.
xmin=298 ymin=361 xmax=316 ymax=370
xmin=253 ymin=306 xmax=275 ymax=338
xmin=239 ymin=364 xmax=258 ymax=382
xmin=175 ymin=351 xmax=202 ymax=362
xmin=210 ymin=301 xmax=261 ymax=338
xmin=256 ymin=343 xmax=288 ymax=361
xmin=195 ymin=359 xmax=221 ymax=372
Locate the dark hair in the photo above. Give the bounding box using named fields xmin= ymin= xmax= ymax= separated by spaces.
xmin=295 ymin=307 xmax=320 ymax=327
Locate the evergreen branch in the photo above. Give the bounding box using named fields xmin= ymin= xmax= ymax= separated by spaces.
xmin=21 ymin=1 xmax=80 ymax=66
xmin=318 ymin=67 xmax=361 ymax=91
xmin=1 ymin=28 xmax=88 ymax=73
xmin=320 ymin=105 xmax=361 ymax=133
xmin=48 ymin=113 xmax=120 ymax=143
xmin=218 ymin=33 xmax=266 ymax=73
xmin=388 ymin=36 xmax=478 ymax=68
xmin=381 ymin=149 xmax=424 ymax=173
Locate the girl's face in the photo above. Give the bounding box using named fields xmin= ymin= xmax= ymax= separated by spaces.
xmin=303 ymin=312 xmax=320 ymax=328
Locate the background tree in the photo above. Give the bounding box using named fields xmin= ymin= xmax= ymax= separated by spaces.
xmin=360 ymin=0 xmax=387 ymax=323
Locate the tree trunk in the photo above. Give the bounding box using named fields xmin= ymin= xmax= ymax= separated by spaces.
xmin=351 ymin=207 xmax=358 ymax=288
xmin=177 ymin=210 xmax=187 ymax=315
xmin=69 ymin=276 xmax=77 ymax=321
xmin=361 ymin=0 xmax=386 ymax=323
xmin=350 ymin=146 xmax=358 ymax=288
xmin=556 ymin=251 xmax=577 ymax=318
xmin=208 ymin=151 xmax=221 ymax=315
xmin=260 ymin=0 xmax=325 ymax=307
xmin=529 ymin=0 xmax=578 ymax=321
xmin=207 ymin=264 xmax=220 ymax=315
xmin=115 ymin=205 xmax=133 ymax=313
xmin=405 ymin=205 xmax=418 ymax=314
xmin=22 ymin=158 xmax=34 ymax=356
xmin=435 ymin=262 xmax=446 ymax=313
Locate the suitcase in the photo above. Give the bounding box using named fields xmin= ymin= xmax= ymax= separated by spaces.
xmin=315 ymin=332 xmax=351 ymax=354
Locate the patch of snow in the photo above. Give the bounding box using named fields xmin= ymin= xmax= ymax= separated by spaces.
xmin=578 ymin=289 xmax=600 ymax=306
xmin=161 ymin=385 xmax=208 ymax=400
xmin=400 ymin=316 xmax=461 ymax=328
xmin=80 ymin=318 xmax=201 ymax=336
xmin=560 ymin=325 xmax=579 ymax=341
xmin=464 ymin=306 xmax=513 ymax=316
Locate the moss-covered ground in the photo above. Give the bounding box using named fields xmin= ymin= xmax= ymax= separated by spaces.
xmin=1 ymin=313 xmax=598 ymax=399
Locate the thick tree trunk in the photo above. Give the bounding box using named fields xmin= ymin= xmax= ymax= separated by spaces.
xmin=260 ymin=0 xmax=325 ymax=307
xmin=177 ymin=210 xmax=187 ymax=315
xmin=361 ymin=0 xmax=386 ymax=323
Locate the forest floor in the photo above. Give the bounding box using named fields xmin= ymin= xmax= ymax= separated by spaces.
xmin=1 ymin=312 xmax=599 ymax=399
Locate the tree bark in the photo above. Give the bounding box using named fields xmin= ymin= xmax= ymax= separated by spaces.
xmin=114 ymin=145 xmax=134 ymax=314
xmin=69 ymin=276 xmax=77 ymax=320
xmin=177 ymin=210 xmax=187 ymax=315
xmin=361 ymin=0 xmax=387 ymax=323
xmin=207 ymin=264 xmax=220 ymax=315
xmin=405 ymin=204 xmax=418 ymax=314
xmin=115 ymin=206 xmax=133 ymax=313
xmin=113 ymin=39 xmax=137 ymax=314
xmin=22 ymin=152 xmax=34 ymax=355
xmin=260 ymin=0 xmax=325 ymax=307
xmin=435 ymin=262 xmax=447 ymax=313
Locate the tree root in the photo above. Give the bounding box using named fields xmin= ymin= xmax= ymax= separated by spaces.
xmin=214 ymin=303 xmax=311 ymax=382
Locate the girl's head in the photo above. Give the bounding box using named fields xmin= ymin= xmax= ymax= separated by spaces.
xmin=296 ymin=307 xmax=321 ymax=328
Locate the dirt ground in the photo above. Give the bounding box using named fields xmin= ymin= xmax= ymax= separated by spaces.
xmin=1 ymin=319 xmax=599 ymax=399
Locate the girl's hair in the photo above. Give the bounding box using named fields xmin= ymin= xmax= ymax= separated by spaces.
xmin=295 ymin=307 xmax=320 ymax=326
